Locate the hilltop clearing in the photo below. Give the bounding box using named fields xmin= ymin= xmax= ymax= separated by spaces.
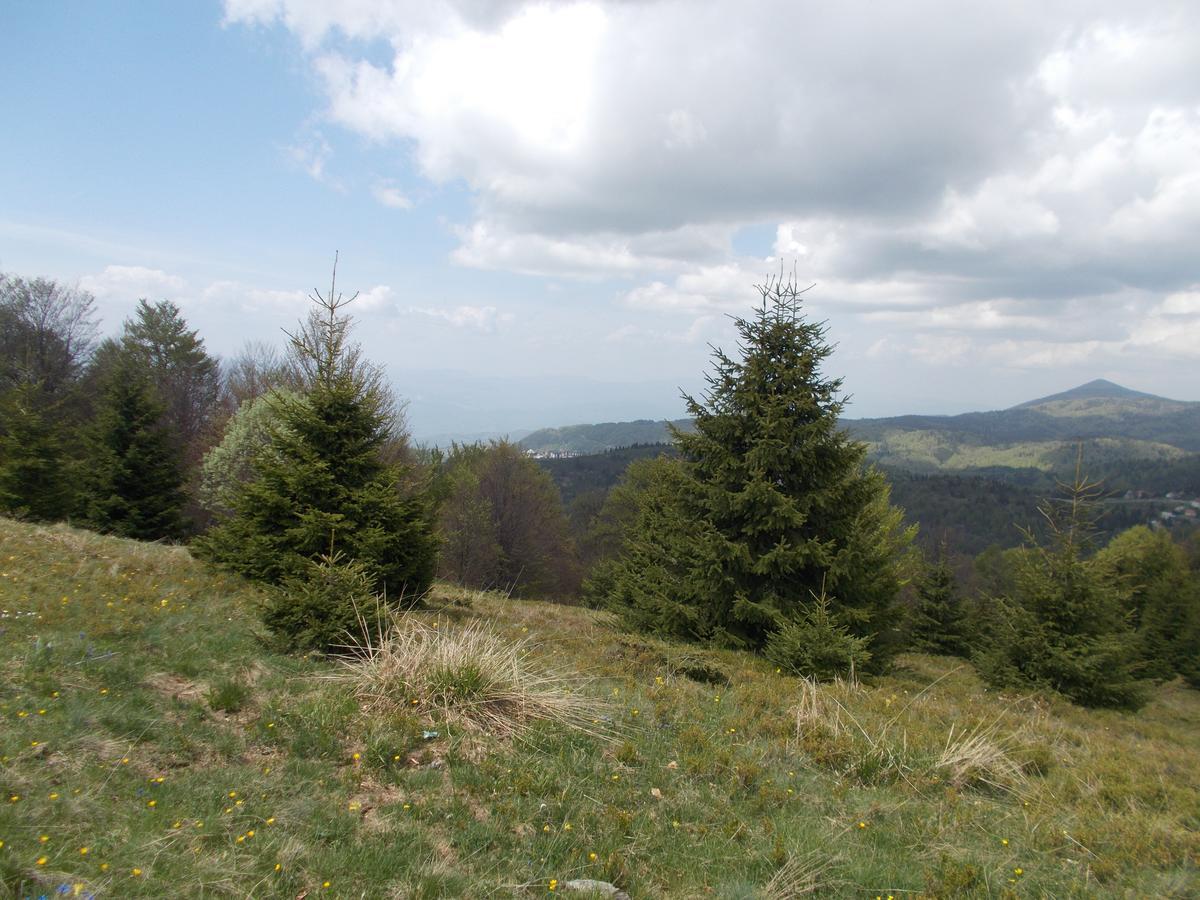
xmin=1 ymin=518 xmax=1198 ymax=897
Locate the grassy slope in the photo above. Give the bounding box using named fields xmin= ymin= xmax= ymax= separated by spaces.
xmin=2 ymin=518 xmax=1198 ymax=898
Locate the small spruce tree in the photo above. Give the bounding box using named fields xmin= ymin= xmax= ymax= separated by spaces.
xmin=765 ymin=586 xmax=872 ymax=679
xmin=196 ymin=263 xmax=437 ymax=600
xmin=976 ymin=462 xmax=1145 ymax=709
xmin=603 ymin=275 xmax=913 ymax=671
xmin=264 ymin=552 xmax=384 ymax=654
xmin=908 ymin=545 xmax=971 ymax=657
xmin=86 ymin=356 xmax=186 ymax=540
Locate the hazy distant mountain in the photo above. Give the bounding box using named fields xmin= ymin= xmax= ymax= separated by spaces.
xmin=399 ymin=370 xmax=696 ymax=447
xmin=519 ymin=380 xmax=1200 ymax=465
xmin=1014 ymin=378 xmax=1170 ymax=408
xmin=851 ymin=379 xmax=1200 ymax=469
xmin=520 ymin=419 xmax=693 ymax=454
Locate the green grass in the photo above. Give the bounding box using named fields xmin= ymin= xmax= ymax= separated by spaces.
xmin=2 ymin=517 xmax=1199 ymax=897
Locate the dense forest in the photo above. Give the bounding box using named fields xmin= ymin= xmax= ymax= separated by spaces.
xmin=539 ymin=448 xmax=1196 ymax=557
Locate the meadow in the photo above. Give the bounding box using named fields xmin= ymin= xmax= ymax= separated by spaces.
xmin=2 ymin=516 xmax=1198 ymax=898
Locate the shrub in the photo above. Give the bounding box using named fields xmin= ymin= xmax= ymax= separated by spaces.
xmin=437 ymin=441 xmax=580 ymax=598
xmin=765 ymin=590 xmax=872 ymax=680
xmin=1092 ymin=525 xmax=1200 ymax=682
xmin=196 ymin=391 xmax=296 ymax=518
xmin=263 ymin=552 xmax=384 ymax=654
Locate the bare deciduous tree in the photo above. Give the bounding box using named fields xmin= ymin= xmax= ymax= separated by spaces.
xmin=0 ymin=274 xmax=99 ymax=394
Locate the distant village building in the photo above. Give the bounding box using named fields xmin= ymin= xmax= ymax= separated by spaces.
xmin=524 ymin=449 xmax=583 ymax=460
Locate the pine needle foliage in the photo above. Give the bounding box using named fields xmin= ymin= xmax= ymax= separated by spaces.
xmin=0 ymin=383 xmax=74 ymax=521
xmin=765 ymin=586 xmax=872 ymax=680
xmin=976 ymin=460 xmax=1146 ymax=709
xmin=86 ymin=355 xmax=186 ymax=541
xmin=197 ymin=262 xmax=437 ymax=599
xmin=908 ymin=545 xmax=972 ymax=657
xmin=603 ymin=275 xmax=913 ymax=670
xmin=264 ymin=551 xmax=384 ymax=654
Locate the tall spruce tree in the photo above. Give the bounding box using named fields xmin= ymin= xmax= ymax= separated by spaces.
xmin=119 ymin=300 xmax=221 ymax=468
xmin=86 ymin=356 xmax=186 ymax=540
xmin=976 ymin=464 xmax=1145 ymax=709
xmin=196 ymin=264 xmax=437 ymax=599
xmin=603 ymin=276 xmax=913 ymax=672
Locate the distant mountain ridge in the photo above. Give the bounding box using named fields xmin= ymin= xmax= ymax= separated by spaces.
xmin=519 ymin=380 xmax=1200 ymax=464
xmin=520 ymin=418 xmax=691 ymax=455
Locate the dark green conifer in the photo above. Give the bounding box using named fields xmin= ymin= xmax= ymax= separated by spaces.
xmin=86 ymin=357 xmax=186 ymax=540
xmin=197 ymin=265 xmax=437 ymax=600
xmin=0 ymin=383 xmax=74 ymax=521
xmin=120 ymin=299 xmax=221 ymax=467
xmin=976 ymin=464 xmax=1145 ymax=709
xmin=603 ymin=276 xmax=913 ymax=672
xmin=908 ymin=546 xmax=971 ymax=657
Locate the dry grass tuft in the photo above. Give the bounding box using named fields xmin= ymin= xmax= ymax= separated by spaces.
xmin=335 ymin=614 xmax=608 ymax=738
xmin=933 ymin=721 xmax=1028 ymax=794
xmin=793 ymin=677 xmax=849 ymax=742
xmin=761 ymin=850 xmax=838 ymax=898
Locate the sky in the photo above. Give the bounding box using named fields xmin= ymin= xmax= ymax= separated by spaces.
xmin=3 ymin=1 xmax=1200 ymax=441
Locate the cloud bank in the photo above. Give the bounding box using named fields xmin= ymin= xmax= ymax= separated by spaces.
xmin=225 ymin=0 xmax=1200 ymax=385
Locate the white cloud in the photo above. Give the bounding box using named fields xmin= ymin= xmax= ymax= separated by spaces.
xmin=604 ymin=315 xmax=715 ymax=345
xmin=860 ymin=300 xmax=1055 ymax=333
xmin=1158 ymin=289 xmax=1200 ymax=315
xmin=80 ymin=265 xmax=186 ymax=301
xmin=406 ymin=303 xmax=513 ymax=332
xmin=1127 ymin=316 xmax=1200 ymax=357
xmin=371 ymin=181 xmax=412 ymax=209
xmin=225 ymin=1 xmax=1200 ymax=402
xmin=354 ymin=284 xmax=393 ymax=311
xmin=200 ymin=280 xmax=311 ymax=314
xmin=247 ymin=287 xmax=311 ymax=312
xmin=286 ymin=131 xmax=334 ymax=183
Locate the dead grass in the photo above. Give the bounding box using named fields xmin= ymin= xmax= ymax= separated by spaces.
xmin=335 ymin=613 xmax=610 ymax=739
xmin=760 ymin=851 xmax=839 ymax=898
xmin=788 ymin=673 xmax=1029 ymax=795
xmin=933 ymin=721 xmax=1028 ymax=794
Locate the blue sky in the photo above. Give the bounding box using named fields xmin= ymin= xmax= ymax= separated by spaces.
xmin=4 ymin=1 xmax=1200 ymax=440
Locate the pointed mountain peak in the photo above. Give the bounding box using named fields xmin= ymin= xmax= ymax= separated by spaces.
xmin=1015 ymin=379 xmax=1176 ymax=409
